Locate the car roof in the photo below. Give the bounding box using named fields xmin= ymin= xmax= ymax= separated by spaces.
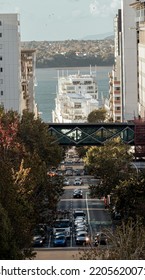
xmin=74 ymin=210 xmax=85 ymax=213
xmin=76 ymin=231 xmax=88 ymax=235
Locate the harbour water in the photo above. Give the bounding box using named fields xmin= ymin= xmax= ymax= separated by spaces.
xmin=35 ymin=66 xmax=112 ymax=123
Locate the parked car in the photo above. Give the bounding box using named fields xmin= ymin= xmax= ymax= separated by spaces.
xmin=73 ymin=189 xmax=83 ymax=198
xmin=75 ymin=231 xmax=90 ymax=245
xmin=63 ymin=179 xmax=70 ymax=186
xmin=53 ymin=234 xmax=67 ymax=247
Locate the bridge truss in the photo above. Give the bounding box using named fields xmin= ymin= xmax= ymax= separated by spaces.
xmin=48 ymin=122 xmax=135 ymax=146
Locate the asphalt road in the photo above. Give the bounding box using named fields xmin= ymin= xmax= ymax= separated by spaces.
xmin=34 ymin=175 xmax=112 ymax=259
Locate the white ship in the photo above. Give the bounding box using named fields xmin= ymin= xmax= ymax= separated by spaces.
xmin=52 ymin=69 xmax=102 ymax=123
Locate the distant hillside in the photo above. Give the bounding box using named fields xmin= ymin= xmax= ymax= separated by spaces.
xmin=82 ymin=32 xmax=114 ymax=40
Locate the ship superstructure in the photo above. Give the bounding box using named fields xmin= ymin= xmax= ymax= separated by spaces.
xmin=52 ymin=70 xmax=101 ymax=123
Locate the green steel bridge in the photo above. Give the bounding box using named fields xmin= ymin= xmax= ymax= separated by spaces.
xmin=48 ymin=122 xmax=136 ymax=146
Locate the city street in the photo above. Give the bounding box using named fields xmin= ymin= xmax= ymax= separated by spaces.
xmin=34 ymin=173 xmax=112 ymax=259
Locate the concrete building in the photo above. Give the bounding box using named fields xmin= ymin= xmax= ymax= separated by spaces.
xmin=108 ymin=1 xmax=139 ymax=122
xmin=0 ymin=13 xmax=38 ymax=117
xmin=108 ymin=9 xmax=122 ymax=122
xmin=21 ymin=49 xmax=38 ymax=118
xmin=121 ymin=0 xmax=138 ymax=121
xmin=0 ymin=14 xmax=21 ymax=113
xmin=130 ymin=0 xmax=145 ymax=118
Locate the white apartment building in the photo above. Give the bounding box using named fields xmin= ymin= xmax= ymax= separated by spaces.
xmin=108 ymin=10 xmax=122 ymax=122
xmin=0 ymin=14 xmax=21 ymax=113
xmin=0 ymin=13 xmax=38 ymax=117
xmin=121 ymin=0 xmax=138 ymax=121
xmin=130 ymin=0 xmax=145 ymax=118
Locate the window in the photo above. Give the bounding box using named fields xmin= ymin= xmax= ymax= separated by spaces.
xmin=74 ymin=103 xmax=81 ymax=108
xmin=0 ymin=33 xmax=2 ymax=37
xmin=88 ymin=86 xmax=93 ymax=90
xmin=116 ymin=107 xmax=121 ymax=111
xmin=0 ymin=56 xmax=2 ymax=60
xmin=0 ymin=67 xmax=3 ymax=72
xmin=115 ymin=97 xmax=120 ymax=101
xmin=0 ymin=90 xmax=3 ymax=95
xmin=0 ymin=21 xmax=2 ymax=26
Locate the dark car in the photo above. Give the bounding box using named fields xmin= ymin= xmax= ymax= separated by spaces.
xmin=73 ymin=210 xmax=86 ymax=219
xmin=73 ymin=189 xmax=83 ymax=198
xmin=32 ymin=235 xmax=45 ymax=247
xmin=53 ymin=234 xmax=67 ymax=247
xmin=94 ymin=232 xmax=108 ymax=246
xmin=75 ymin=231 xmax=90 ymax=245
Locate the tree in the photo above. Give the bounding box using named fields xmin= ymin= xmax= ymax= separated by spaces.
xmin=113 ymin=174 xmax=145 ymax=221
xmin=78 ymin=219 xmax=145 ymax=260
xmin=0 ymin=110 xmax=64 ymax=259
xmin=0 ymin=159 xmax=35 ymax=259
xmin=87 ymin=108 xmax=107 ymax=123
xmin=84 ymin=139 xmax=133 ymax=198
xmin=18 ymin=111 xmax=63 ymax=168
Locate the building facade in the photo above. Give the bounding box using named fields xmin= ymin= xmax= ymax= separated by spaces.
xmin=0 ymin=13 xmax=38 ymax=117
xmin=21 ymin=49 xmax=38 ymax=118
xmin=108 ymin=9 xmax=122 ymax=122
xmin=121 ymin=0 xmax=138 ymax=121
xmin=0 ymin=14 xmax=21 ymax=113
xmin=131 ymin=0 xmax=145 ymax=118
xmin=109 ymin=1 xmax=139 ymax=122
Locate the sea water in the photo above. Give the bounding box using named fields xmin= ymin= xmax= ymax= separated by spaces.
xmin=35 ymin=66 xmax=112 ymax=123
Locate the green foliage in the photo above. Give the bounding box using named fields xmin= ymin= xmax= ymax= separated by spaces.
xmin=85 ymin=139 xmax=133 ymax=197
xmin=0 ymin=159 xmax=35 ymax=259
xmin=113 ymin=175 xmax=145 ymax=221
xmin=87 ymin=108 xmax=107 ymax=123
xmin=0 ymin=110 xmax=64 ymax=259
xmin=18 ymin=111 xmax=63 ymax=168
xmin=75 ymin=146 xmax=89 ymax=159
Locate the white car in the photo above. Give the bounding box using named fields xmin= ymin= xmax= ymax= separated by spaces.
xmin=73 ymin=178 xmax=82 ymax=185
xmin=63 ymin=179 xmax=70 ymax=186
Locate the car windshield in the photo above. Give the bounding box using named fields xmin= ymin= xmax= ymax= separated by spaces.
xmin=54 ymin=220 xmax=70 ymax=228
xmin=55 ymin=235 xmax=65 ymax=240
xmin=77 ymin=233 xmax=87 ymax=237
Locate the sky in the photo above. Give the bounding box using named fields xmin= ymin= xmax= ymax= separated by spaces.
xmin=0 ymin=0 xmax=121 ymax=41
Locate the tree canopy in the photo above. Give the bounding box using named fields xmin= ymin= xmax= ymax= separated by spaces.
xmin=87 ymin=108 xmax=107 ymax=123
xmin=0 ymin=109 xmax=64 ymax=259
xmin=84 ymin=138 xmax=133 ymax=197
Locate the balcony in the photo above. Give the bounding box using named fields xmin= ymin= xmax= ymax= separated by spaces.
xmin=136 ymin=8 xmax=145 ymax=23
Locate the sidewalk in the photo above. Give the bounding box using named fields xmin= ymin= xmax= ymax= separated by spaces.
xmin=34 ymin=249 xmax=82 ymax=260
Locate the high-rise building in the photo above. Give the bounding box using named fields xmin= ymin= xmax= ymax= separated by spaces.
xmin=109 ymin=0 xmax=139 ymax=122
xmin=21 ymin=49 xmax=38 ymax=118
xmin=121 ymin=0 xmax=138 ymax=121
xmin=0 ymin=14 xmax=21 ymax=114
xmin=130 ymin=0 xmax=145 ymax=118
xmin=0 ymin=13 xmax=38 ymax=117
xmin=108 ymin=9 xmax=122 ymax=122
